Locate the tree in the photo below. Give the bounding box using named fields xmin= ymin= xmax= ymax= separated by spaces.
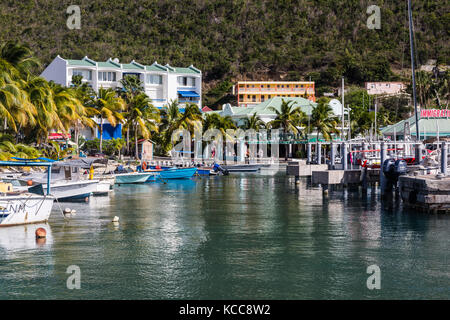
xmin=126 ymin=92 xmax=159 ymax=159
xmin=117 ymin=75 xmax=144 ymax=154
xmin=310 ymin=98 xmax=340 ymax=142
xmin=241 ymin=112 xmax=266 ymax=131
xmin=92 ymin=88 xmax=125 ymax=154
xmin=268 ymin=99 xmax=306 ymax=160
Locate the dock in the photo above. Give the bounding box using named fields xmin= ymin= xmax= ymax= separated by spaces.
xmin=399 ymin=174 xmax=450 ymax=213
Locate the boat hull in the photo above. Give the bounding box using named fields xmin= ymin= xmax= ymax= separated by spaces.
xmin=159 ymin=167 xmax=197 ymax=179
xmin=93 ymin=181 xmax=112 ymax=196
xmin=221 ymin=164 xmax=261 ymax=172
xmin=0 ymin=195 xmax=54 ymax=227
xmin=35 ymin=180 xmax=99 ymax=202
xmin=146 ymin=167 xmax=198 ymax=181
xmin=115 ymin=173 xmax=154 ymax=184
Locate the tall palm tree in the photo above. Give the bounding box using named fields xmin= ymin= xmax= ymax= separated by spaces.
xmin=117 ymin=75 xmax=144 ymax=154
xmin=268 ymin=99 xmax=306 ymax=160
xmin=310 ymin=99 xmax=340 ymax=142
xmin=92 ymin=87 xmax=125 ymax=153
xmin=22 ymin=76 xmax=64 ymax=144
xmin=126 ymin=92 xmax=160 ymax=159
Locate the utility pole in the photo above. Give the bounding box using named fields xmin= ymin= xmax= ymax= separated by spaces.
xmin=341 ymin=77 xmax=345 ymax=141
xmin=374 ymin=98 xmax=377 ymax=141
xmin=408 ymin=0 xmax=420 ymax=141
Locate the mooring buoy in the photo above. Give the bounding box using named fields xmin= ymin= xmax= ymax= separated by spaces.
xmin=35 ymin=227 xmax=46 ymax=239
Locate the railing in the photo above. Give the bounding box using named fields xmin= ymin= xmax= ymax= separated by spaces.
xmin=238 ymin=87 xmax=314 ymax=93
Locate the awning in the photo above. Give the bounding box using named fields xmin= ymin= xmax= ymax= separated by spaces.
xmin=177 ymin=90 xmax=200 ymax=98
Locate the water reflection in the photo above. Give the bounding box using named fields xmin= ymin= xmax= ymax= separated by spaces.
xmin=0 ymin=172 xmax=448 ymax=299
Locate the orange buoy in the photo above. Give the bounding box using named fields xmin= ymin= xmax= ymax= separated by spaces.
xmin=27 ymin=180 xmax=33 ymax=186
xmin=142 ymin=161 xmax=147 ymax=171
xmin=35 ymin=227 xmax=46 ymax=239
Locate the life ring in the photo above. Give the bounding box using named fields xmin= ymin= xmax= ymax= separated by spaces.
xmin=142 ymin=161 xmax=147 ymax=171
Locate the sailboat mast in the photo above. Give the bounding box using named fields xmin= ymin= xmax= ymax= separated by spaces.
xmin=408 ymin=0 xmax=420 ymax=141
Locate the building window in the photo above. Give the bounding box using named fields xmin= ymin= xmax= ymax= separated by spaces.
xmin=239 ymin=95 xmax=243 ymax=101
xmin=146 ymin=74 xmax=163 ymax=85
xmin=177 ymin=76 xmax=195 ymax=87
xmin=252 ymin=95 xmax=256 ymax=102
xmin=73 ymin=69 xmax=92 ymax=80
xmin=98 ymin=71 xmax=116 ymax=82
xmin=261 ymin=96 xmax=265 ymax=102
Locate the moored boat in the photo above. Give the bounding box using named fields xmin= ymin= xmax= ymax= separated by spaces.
xmin=0 ymin=194 xmax=54 ymax=227
xmin=145 ymin=167 xmax=197 ymax=181
xmin=0 ymin=160 xmax=55 ymax=226
xmin=115 ymin=172 xmax=155 ymax=184
xmin=220 ymin=164 xmax=261 ymax=172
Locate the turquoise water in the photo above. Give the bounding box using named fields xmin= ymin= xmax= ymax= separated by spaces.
xmin=0 ymin=171 xmax=449 ymax=299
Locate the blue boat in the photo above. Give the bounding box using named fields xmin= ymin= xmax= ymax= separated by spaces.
xmin=146 ymin=167 xmax=197 ymax=181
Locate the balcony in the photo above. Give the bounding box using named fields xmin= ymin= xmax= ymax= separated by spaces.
xmin=238 ymin=87 xmax=315 ymax=94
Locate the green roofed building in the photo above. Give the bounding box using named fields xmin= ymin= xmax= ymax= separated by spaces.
xmin=381 ymin=111 xmax=450 ymax=140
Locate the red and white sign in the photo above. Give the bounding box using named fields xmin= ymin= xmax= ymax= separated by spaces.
xmin=48 ymin=132 xmax=71 ymax=140
xmin=420 ymin=109 xmax=450 ymax=118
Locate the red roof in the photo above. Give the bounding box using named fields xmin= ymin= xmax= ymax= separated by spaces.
xmin=202 ymin=106 xmax=213 ymax=112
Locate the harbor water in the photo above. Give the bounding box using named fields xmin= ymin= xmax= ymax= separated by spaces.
xmin=0 ymin=171 xmax=449 ymax=299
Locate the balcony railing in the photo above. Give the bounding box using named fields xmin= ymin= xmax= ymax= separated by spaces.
xmin=238 ymin=87 xmax=315 ymax=94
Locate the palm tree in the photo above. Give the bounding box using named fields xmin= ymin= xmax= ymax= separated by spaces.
xmin=117 ymin=75 xmax=144 ymax=154
xmin=0 ymin=41 xmax=39 ymax=76
xmin=241 ymin=112 xmax=266 ymax=131
xmin=92 ymin=87 xmax=125 ymax=153
xmin=126 ymin=93 xmax=160 ymax=159
xmin=22 ymin=76 xmax=64 ymax=144
xmin=268 ymin=99 xmax=305 ymax=160
xmin=310 ymin=98 xmax=340 ymax=142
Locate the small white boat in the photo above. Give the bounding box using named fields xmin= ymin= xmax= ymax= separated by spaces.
xmin=93 ymin=180 xmax=112 ymax=196
xmin=0 ymin=194 xmax=54 ymax=227
xmin=29 ymin=179 xmax=99 ymax=202
xmin=115 ymin=172 xmax=154 ymax=184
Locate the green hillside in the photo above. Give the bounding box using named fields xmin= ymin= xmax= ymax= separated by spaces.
xmin=1 ymin=0 xmax=448 ymax=106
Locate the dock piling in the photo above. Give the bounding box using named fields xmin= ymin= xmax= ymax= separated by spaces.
xmin=380 ymin=142 xmax=387 ymax=193
xmin=441 ymin=141 xmax=448 ymax=176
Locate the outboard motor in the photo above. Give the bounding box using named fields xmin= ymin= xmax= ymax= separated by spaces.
xmin=383 ymin=159 xmax=407 ymax=191
xmin=213 ymin=163 xmax=229 ymax=175
xmin=394 ymin=159 xmax=407 ymax=176
xmin=382 ymin=159 xmax=396 ymax=180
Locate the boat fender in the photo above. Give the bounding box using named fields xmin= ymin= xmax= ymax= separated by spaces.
xmin=142 ymin=161 xmax=147 ymax=171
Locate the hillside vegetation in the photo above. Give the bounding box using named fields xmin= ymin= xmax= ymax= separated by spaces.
xmin=0 ymin=0 xmax=448 ymax=106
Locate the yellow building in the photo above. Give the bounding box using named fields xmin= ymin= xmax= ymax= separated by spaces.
xmin=233 ymin=81 xmax=316 ymax=107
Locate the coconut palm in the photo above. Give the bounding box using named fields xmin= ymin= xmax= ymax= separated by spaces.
xmin=310 ymin=98 xmax=340 ymax=142
xmin=126 ymin=93 xmax=159 ymax=159
xmin=92 ymin=87 xmax=125 ymax=153
xmin=22 ymin=76 xmax=65 ymax=144
xmin=241 ymin=112 xmax=266 ymax=131
xmin=117 ymin=75 xmax=144 ymax=154
xmin=268 ymin=99 xmax=306 ymax=160
xmin=0 ymin=41 xmax=39 ymax=76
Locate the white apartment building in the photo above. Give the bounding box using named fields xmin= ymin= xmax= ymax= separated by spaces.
xmin=41 ymin=55 xmax=202 ymax=108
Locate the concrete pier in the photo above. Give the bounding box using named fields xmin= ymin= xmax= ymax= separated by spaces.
xmin=286 ymin=161 xmax=328 ymax=177
xmin=399 ymin=174 xmax=450 ymax=213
